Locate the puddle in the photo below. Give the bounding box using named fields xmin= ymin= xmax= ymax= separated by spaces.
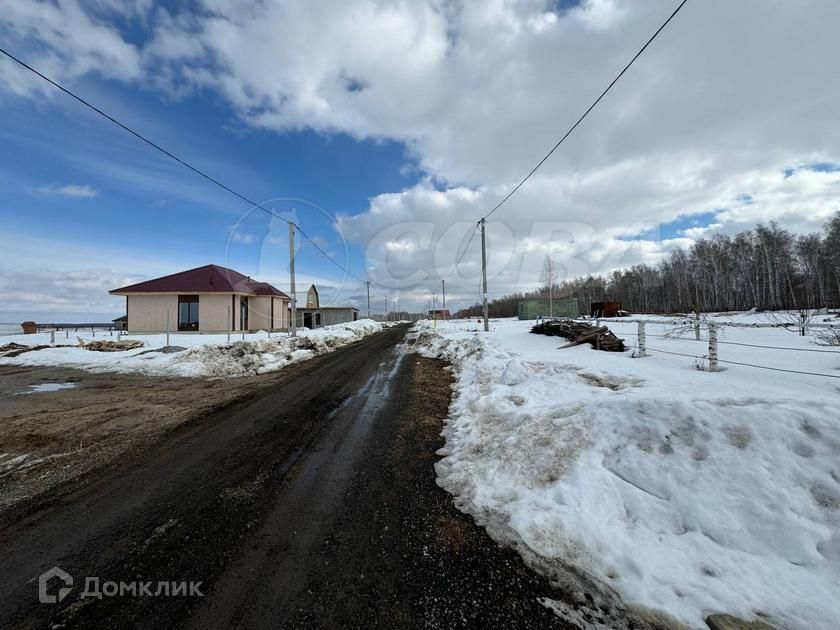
xmin=20 ymin=382 xmax=78 ymax=394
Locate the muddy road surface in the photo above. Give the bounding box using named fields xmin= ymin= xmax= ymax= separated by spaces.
xmin=0 ymin=325 xmax=574 ymax=629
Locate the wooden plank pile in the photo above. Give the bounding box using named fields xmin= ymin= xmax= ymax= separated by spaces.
xmin=530 ymin=319 xmax=626 ymax=352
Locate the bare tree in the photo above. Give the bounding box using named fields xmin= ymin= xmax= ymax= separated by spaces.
xmin=456 ymin=212 xmax=840 ymax=318
xmin=540 ymin=255 xmax=558 ymax=317
xmin=815 ymin=327 xmax=840 ymax=346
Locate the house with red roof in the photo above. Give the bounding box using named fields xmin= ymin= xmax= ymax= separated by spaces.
xmin=110 ymin=264 xmax=290 ymax=333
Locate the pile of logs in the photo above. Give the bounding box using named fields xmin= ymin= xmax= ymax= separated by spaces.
xmin=530 ymin=319 xmax=626 ymax=352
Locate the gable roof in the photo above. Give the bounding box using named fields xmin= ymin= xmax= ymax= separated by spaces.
xmin=306 ymin=284 xmax=320 ymax=308
xmin=110 ymin=264 xmax=289 ymax=298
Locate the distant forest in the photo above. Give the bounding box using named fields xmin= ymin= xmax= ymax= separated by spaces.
xmin=455 ymin=213 xmax=840 ymax=318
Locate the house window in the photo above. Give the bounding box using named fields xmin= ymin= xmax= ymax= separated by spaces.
xmin=178 ymin=295 xmax=199 ymax=331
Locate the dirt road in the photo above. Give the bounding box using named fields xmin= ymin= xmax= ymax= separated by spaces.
xmin=0 ymin=325 xmax=573 ymax=629
xmin=0 ymin=364 xmax=278 ymax=511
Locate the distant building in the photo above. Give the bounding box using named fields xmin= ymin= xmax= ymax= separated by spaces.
xmin=110 ymin=264 xmax=290 ymax=332
xmin=292 ymin=284 xmax=359 ymax=329
xmin=428 ymin=309 xmax=450 ymax=318
xmin=590 ymin=301 xmax=623 ymax=318
xmin=112 ymin=315 xmax=128 ymax=331
xmin=517 ymin=297 xmax=579 ymax=320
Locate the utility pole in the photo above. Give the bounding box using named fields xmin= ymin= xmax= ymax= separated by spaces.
xmin=366 ymin=281 xmax=371 ymax=319
xmin=441 ymin=279 xmax=446 ymax=320
xmin=384 ymin=297 xmax=388 ymax=321
xmin=480 ymin=218 xmax=489 ymax=332
xmin=289 ymin=222 xmax=297 ymax=338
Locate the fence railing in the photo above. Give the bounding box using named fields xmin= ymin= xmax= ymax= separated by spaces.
xmin=576 ymin=317 xmax=840 ymax=380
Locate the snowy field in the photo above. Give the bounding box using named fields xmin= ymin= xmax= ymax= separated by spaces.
xmin=0 ymin=320 xmax=390 ymax=377
xmin=412 ymin=314 xmax=840 ymax=629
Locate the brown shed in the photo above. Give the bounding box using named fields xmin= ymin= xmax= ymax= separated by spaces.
xmin=590 ymin=301 xmax=623 ymax=318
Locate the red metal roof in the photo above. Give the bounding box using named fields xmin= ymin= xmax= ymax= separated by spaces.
xmin=110 ymin=264 xmax=289 ymax=298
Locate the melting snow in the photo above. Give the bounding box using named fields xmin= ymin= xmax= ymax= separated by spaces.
xmin=0 ymin=320 xmax=391 ymax=377
xmin=20 ymin=382 xmax=77 ymax=394
xmin=412 ymin=315 xmax=840 ymax=629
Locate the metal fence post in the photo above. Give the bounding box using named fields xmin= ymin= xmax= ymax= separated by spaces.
xmin=637 ymin=321 xmax=646 ymax=357
xmin=166 ymin=309 xmax=170 ymax=347
xmin=708 ymin=323 xmax=719 ymax=372
xmin=50 ymin=330 xmax=55 ymax=345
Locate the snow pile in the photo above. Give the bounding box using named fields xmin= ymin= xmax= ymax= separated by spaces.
xmin=176 ymin=319 xmax=384 ymax=377
xmin=412 ymin=317 xmax=840 ymax=629
xmin=0 ymin=320 xmax=384 ymax=377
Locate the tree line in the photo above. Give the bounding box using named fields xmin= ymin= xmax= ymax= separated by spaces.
xmin=455 ymin=213 xmax=840 ymax=317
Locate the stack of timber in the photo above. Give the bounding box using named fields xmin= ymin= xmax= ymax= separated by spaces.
xmin=530 ymin=319 xmax=626 ymax=352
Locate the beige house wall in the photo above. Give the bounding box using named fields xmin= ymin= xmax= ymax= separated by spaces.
xmin=126 ymin=294 xmax=178 ymax=332
xmin=248 ymin=296 xmax=272 ymax=331
xmin=199 ymin=294 xmax=234 ymax=331
xmin=123 ymin=292 xmax=289 ymax=332
xmin=273 ymin=297 xmax=289 ymax=329
xmin=248 ymin=296 xmax=289 ymax=331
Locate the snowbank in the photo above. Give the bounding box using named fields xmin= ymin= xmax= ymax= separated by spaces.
xmin=0 ymin=320 xmax=385 ymax=377
xmin=412 ymin=316 xmax=840 ymax=629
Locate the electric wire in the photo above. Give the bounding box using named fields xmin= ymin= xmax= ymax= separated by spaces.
xmin=482 ymin=0 xmax=690 ymax=220
xmin=0 ymin=46 xmax=363 ymax=284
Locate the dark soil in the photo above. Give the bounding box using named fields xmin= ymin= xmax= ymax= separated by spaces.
xmin=0 ymin=326 xmax=585 ymax=628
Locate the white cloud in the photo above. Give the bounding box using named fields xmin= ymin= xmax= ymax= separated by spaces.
xmin=230 ymin=231 xmax=257 ymax=244
xmin=4 ymin=0 xmax=840 ymax=310
xmin=0 ymin=267 xmax=144 ymax=320
xmin=143 ymin=0 xmax=840 ymax=307
xmin=37 ymin=184 xmax=100 ymax=198
xmin=0 ymin=0 xmax=143 ymax=96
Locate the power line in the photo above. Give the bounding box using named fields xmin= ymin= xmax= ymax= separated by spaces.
xmin=0 ymin=46 xmax=362 ymax=284
xmin=483 ymin=0 xmax=689 ymax=220
xmin=455 ymin=223 xmax=480 ymax=267
xmin=295 ymin=224 xmax=364 ymax=283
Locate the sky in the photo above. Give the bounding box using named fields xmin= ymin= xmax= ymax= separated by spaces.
xmin=1 ymin=0 xmax=840 ymax=321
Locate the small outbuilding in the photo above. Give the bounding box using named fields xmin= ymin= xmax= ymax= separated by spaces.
xmin=292 ymin=284 xmax=359 ymax=329
xmin=590 ymin=301 xmax=623 ymax=318
xmin=112 ymin=315 xmax=128 ymax=331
